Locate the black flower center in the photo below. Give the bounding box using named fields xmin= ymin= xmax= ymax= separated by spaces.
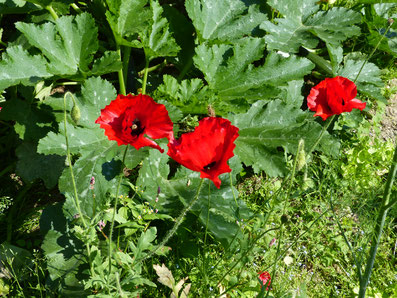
xmin=131 ymin=118 xmax=144 ymax=136
xmin=203 ymin=161 xmax=216 ymax=171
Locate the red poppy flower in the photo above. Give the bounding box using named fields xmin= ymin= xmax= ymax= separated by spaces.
xmin=95 ymin=94 xmax=173 ymax=152
xmin=258 ymin=271 xmax=271 ymax=290
xmin=307 ymin=76 xmax=366 ymax=121
xmin=167 ymin=117 xmax=239 ymax=189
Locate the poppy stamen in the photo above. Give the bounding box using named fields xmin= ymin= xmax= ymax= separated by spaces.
xmin=131 ymin=118 xmax=144 ymax=136
xmin=203 ymin=161 xmax=216 ymax=170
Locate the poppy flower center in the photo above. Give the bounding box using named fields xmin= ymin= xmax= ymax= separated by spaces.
xmin=131 ymin=118 xmax=144 ymax=136
xmin=203 ymin=161 xmax=216 ymax=170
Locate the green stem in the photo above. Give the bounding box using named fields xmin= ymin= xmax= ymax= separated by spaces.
xmin=116 ymin=44 xmax=127 ymax=95
xmin=138 ymin=59 xmax=167 ymax=77
xmin=300 ymin=48 xmax=333 ymax=76
xmin=138 ymin=179 xmax=205 ymax=262
xmin=354 ymin=21 xmax=393 ymax=84
xmin=122 ymin=46 xmax=132 ymax=92
xmin=141 ymin=55 xmax=150 ymax=95
xmin=63 ymin=93 xmax=87 ymax=228
xmin=7 ymin=183 xmax=32 ymax=243
xmin=358 ymin=139 xmax=397 ymax=298
xmin=71 ymin=3 xmax=83 ymax=13
xmin=63 ymin=93 xmax=95 ymax=277
xmin=107 ymin=146 xmax=129 ymax=281
xmin=330 ymin=196 xmax=362 ymax=280
xmin=307 ymin=115 xmax=335 ymax=155
xmin=46 ymin=5 xmax=58 ymax=20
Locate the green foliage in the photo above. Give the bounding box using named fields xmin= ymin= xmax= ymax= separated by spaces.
xmin=261 ymin=0 xmax=361 ymax=52
xmin=0 ymin=46 xmax=51 ymax=91
xmin=137 ymin=145 xmax=251 ymax=245
xmin=193 ymin=38 xmax=314 ymax=105
xmin=229 ymin=100 xmax=340 ymax=176
xmin=16 ymin=13 xmax=98 ymax=75
xmin=186 ymin=0 xmax=267 ymax=41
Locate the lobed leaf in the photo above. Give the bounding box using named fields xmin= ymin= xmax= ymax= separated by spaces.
xmin=137 ymin=145 xmax=250 ymax=245
xmin=337 ymin=53 xmax=385 ymax=102
xmin=193 ymin=38 xmax=314 ymax=102
xmin=261 ymin=0 xmax=361 ymax=53
xmin=0 ymin=46 xmax=51 ymax=91
xmin=229 ymin=100 xmax=340 ymax=176
xmin=105 ymin=0 xmax=151 ymax=44
xmin=16 ymin=13 xmax=98 ymax=75
xmin=185 ymin=0 xmax=267 ymax=41
xmin=141 ymin=0 xmax=180 ymax=59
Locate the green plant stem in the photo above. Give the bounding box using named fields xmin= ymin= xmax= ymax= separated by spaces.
xmin=63 ymin=93 xmax=95 ymax=277
xmin=63 ymin=93 xmax=87 ymax=228
xmin=116 ymin=44 xmax=127 ymax=95
xmin=71 ymin=3 xmax=83 ymax=13
xmin=330 ymin=196 xmax=362 ymax=280
xmin=138 ymin=59 xmax=167 ymax=77
xmin=353 ymin=22 xmax=392 ymax=84
xmin=138 ymin=179 xmax=205 ymax=263
xmin=358 ymin=139 xmax=397 ymax=298
xmin=107 ymin=146 xmax=128 ymax=282
xmin=307 ymin=115 xmax=335 ymax=155
xmin=6 ymin=182 xmax=32 ymax=243
xmin=300 ymin=48 xmax=333 ymax=76
xmin=122 ymin=46 xmax=131 ymax=92
xmin=141 ymin=55 xmax=150 ymax=95
xmin=46 ymin=5 xmax=58 ymax=20
xmin=216 ymin=227 xmax=279 ymax=289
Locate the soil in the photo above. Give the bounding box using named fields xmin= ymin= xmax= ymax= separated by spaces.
xmin=380 ymin=79 xmax=397 ymax=143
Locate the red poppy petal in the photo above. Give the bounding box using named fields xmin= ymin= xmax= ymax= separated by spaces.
xmin=167 ymin=117 xmax=239 ymax=188
xmin=96 ymin=94 xmax=173 ymax=151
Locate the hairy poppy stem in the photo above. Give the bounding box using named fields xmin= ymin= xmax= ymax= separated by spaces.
xmin=142 ymin=55 xmax=150 ymax=95
xmin=63 ymin=93 xmax=95 ymax=277
xmin=116 ymin=44 xmax=127 ymax=95
xmin=63 ymin=93 xmax=87 ymax=229
xmin=353 ymin=21 xmax=393 ymax=84
xmin=46 ymin=5 xmax=58 ymax=20
xmin=138 ymin=179 xmax=205 ymax=263
xmin=358 ymin=138 xmax=397 ymax=298
xmin=107 ymin=145 xmax=129 ymax=288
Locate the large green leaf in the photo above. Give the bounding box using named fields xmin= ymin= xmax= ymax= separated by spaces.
xmin=40 ymin=203 xmax=88 ymax=296
xmin=155 ymin=75 xmax=211 ymax=114
xmin=337 ymin=53 xmax=385 ymax=102
xmin=193 ymin=38 xmax=314 ymax=101
xmin=90 ymin=51 xmax=123 ymax=76
xmin=141 ymin=0 xmax=180 ymax=60
xmin=105 ymin=0 xmax=151 ymax=46
xmin=185 ymin=0 xmax=267 ymax=41
xmin=16 ymin=13 xmax=98 ymax=75
xmin=136 ymin=145 xmax=251 ymax=244
xmin=43 ymin=76 xmax=117 ymax=129
xmin=16 ymin=142 xmax=65 ymax=188
xmin=0 ymin=46 xmax=51 ymax=90
xmin=229 ymin=100 xmax=340 ymax=176
xmin=261 ymin=0 xmax=361 ymax=52
xmin=105 ymin=0 xmax=180 ymax=59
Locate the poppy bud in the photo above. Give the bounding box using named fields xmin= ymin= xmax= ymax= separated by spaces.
xmin=296 ymin=139 xmax=306 ymax=171
xmin=71 ymin=104 xmax=81 ymax=124
xmin=388 ymin=18 xmax=394 ymax=25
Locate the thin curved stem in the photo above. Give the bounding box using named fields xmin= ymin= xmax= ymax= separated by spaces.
xmin=358 ymin=138 xmax=397 ymax=298
xmin=137 ymin=179 xmax=205 ymax=263
xmin=141 ymin=55 xmax=150 ymax=95
xmin=107 ymin=146 xmax=129 ymax=284
xmin=116 ymin=44 xmax=126 ymax=95
xmin=46 ymin=5 xmax=58 ymax=20
xmin=307 ymin=115 xmax=335 ymax=155
xmin=63 ymin=93 xmax=87 ymax=228
xmin=353 ymin=21 xmax=393 ymax=84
